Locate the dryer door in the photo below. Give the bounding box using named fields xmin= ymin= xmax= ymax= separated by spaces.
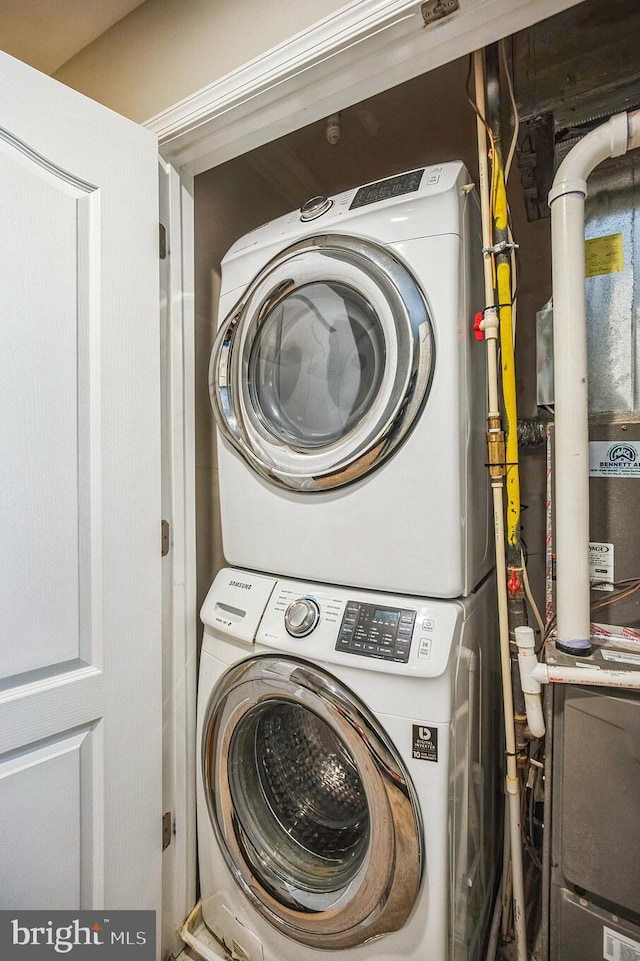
xmin=209 ymin=235 xmax=434 ymax=491
xmin=201 ymin=655 xmax=423 ymax=949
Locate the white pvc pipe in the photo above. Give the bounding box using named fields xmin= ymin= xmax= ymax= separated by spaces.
xmin=549 ymin=111 xmax=640 ymax=654
xmin=515 ymin=626 xmax=546 ymax=738
xmin=532 ymin=661 xmax=640 ymax=689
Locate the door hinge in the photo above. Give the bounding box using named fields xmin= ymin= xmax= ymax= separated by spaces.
xmin=162 ymin=811 xmax=173 ymax=850
xmin=421 ymin=0 xmax=459 ymax=26
xmin=159 ymin=222 xmax=167 ymax=260
xmin=161 ymin=519 xmax=170 ymax=556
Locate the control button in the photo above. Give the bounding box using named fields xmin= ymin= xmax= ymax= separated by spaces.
xmin=284 ymin=597 xmax=320 ymax=638
xmin=418 ymin=638 xmax=432 ymax=659
xmin=422 ymin=619 xmax=434 ymax=631
xmin=300 ymin=196 xmax=333 ymax=221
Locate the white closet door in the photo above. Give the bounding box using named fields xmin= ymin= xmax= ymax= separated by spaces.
xmin=0 ymin=50 xmax=162 ymax=925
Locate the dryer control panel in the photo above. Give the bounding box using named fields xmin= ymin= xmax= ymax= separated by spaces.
xmin=349 ymin=168 xmax=424 ymax=210
xmin=336 ymin=602 xmax=416 ymax=663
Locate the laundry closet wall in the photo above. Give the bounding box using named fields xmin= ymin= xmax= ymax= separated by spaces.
xmin=52 ymin=0 xmax=348 ymax=122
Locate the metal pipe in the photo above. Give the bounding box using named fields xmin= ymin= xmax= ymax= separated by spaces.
xmin=474 ymin=48 xmax=528 ymax=961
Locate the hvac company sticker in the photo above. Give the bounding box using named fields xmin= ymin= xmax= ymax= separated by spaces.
xmin=589 ymin=441 xmax=640 ymax=478
xmin=412 ymin=725 xmax=438 ymax=762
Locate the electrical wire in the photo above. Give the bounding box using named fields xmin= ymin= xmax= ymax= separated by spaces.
xmin=499 ymin=39 xmax=519 ymax=183
xmin=590 ymin=578 xmax=640 ymax=611
xmin=520 ymin=549 xmax=546 ymax=647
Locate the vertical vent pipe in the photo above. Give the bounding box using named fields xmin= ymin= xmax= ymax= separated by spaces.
xmin=549 ymin=111 xmax=640 ymax=655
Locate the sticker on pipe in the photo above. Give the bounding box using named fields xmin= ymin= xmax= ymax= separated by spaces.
xmin=589 ymin=541 xmax=614 ymax=592
xmin=589 ymin=441 xmax=640 ymax=478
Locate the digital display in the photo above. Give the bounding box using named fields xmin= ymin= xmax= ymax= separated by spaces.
xmin=350 ymin=169 xmax=424 ymax=210
xmin=373 ymin=609 xmax=400 ymax=627
xmin=336 ymin=601 xmax=415 ymax=663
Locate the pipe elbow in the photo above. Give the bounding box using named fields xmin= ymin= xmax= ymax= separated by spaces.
xmin=549 ymin=112 xmax=629 ymax=205
xmin=628 ymin=109 xmax=640 ymax=152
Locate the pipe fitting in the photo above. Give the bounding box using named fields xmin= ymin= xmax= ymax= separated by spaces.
xmin=515 ymin=626 xmax=545 ymax=738
xmin=549 ymin=112 xmax=629 ymax=205
xmin=486 ymin=414 xmax=505 ymax=482
xmin=628 ymin=109 xmax=640 ymax=151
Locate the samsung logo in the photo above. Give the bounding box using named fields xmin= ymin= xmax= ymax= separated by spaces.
xmin=229 ymin=580 xmax=252 ymax=590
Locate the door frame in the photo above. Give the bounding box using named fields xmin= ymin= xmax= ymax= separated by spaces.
xmin=146 ymin=0 xmax=583 ymax=174
xmin=147 ymin=0 xmax=583 ymax=944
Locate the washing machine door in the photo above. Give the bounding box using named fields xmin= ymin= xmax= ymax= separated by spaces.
xmin=209 ymin=234 xmax=434 ymax=491
xmin=201 ymin=655 xmax=423 ymax=949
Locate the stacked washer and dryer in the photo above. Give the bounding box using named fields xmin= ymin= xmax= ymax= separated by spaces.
xmin=197 ymin=163 xmax=501 ymax=961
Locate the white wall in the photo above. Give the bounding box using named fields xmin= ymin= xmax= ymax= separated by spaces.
xmin=53 ymin=0 xmax=349 ymax=122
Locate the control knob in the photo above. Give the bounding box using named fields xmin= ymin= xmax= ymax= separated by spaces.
xmin=284 ymin=597 xmax=320 ymax=637
xmin=299 ymin=196 xmax=333 ymax=222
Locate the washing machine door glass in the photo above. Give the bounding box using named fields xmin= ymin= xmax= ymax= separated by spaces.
xmin=201 ymin=655 xmax=424 ymax=949
xmin=210 ymin=234 xmax=434 ymax=491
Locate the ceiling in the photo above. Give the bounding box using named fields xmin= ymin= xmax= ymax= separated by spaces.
xmin=0 ymin=0 xmax=147 ymax=74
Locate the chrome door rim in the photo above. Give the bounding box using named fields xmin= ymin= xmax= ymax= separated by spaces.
xmin=209 ymin=234 xmax=434 ymax=491
xmin=201 ymin=655 xmax=424 ymax=949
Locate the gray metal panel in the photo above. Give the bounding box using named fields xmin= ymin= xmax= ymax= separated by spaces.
xmin=589 ymin=413 xmax=640 ymax=626
xmin=550 ymin=886 xmax=640 ymax=961
xmin=513 ymin=0 xmax=640 ymax=128
xmin=552 ymin=685 xmax=640 ymax=917
xmin=535 ymin=156 xmax=640 ymax=414
xmin=585 ymin=160 xmax=640 ymax=413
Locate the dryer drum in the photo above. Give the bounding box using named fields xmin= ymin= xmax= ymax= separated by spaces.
xmin=209 ymin=234 xmax=435 ymax=492
xmin=201 ymin=654 xmax=424 ymax=949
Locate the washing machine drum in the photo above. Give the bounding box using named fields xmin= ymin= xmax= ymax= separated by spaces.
xmin=209 ymin=235 xmax=435 ymax=491
xmin=201 ymin=655 xmax=424 ymax=949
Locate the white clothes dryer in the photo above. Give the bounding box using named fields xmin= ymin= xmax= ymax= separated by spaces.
xmin=197 ymin=567 xmax=500 ymax=961
xmin=209 ymin=163 xmax=490 ymax=598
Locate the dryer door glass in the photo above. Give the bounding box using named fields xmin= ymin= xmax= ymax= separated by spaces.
xmin=210 ymin=235 xmax=434 ymax=491
xmin=248 ymin=282 xmax=385 ymax=449
xmin=202 ymin=655 xmax=423 ymax=949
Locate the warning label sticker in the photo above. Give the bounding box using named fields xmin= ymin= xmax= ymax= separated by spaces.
xmin=589 ymin=541 xmax=614 ymax=591
xmin=412 ymin=725 xmax=438 ymax=762
xmin=601 ymin=649 xmax=640 ymax=666
xmin=585 ymin=232 xmax=624 ymax=277
xmin=603 ymin=925 xmax=640 ymax=961
xmin=589 ymin=441 xmax=640 ymax=478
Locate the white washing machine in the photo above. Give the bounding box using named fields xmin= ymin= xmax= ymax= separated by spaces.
xmin=209 ymin=163 xmax=490 ymax=599
xmin=197 ymin=567 xmax=500 ymax=961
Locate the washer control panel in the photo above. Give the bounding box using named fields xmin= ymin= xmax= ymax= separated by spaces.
xmin=336 ymin=602 xmax=416 ymax=663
